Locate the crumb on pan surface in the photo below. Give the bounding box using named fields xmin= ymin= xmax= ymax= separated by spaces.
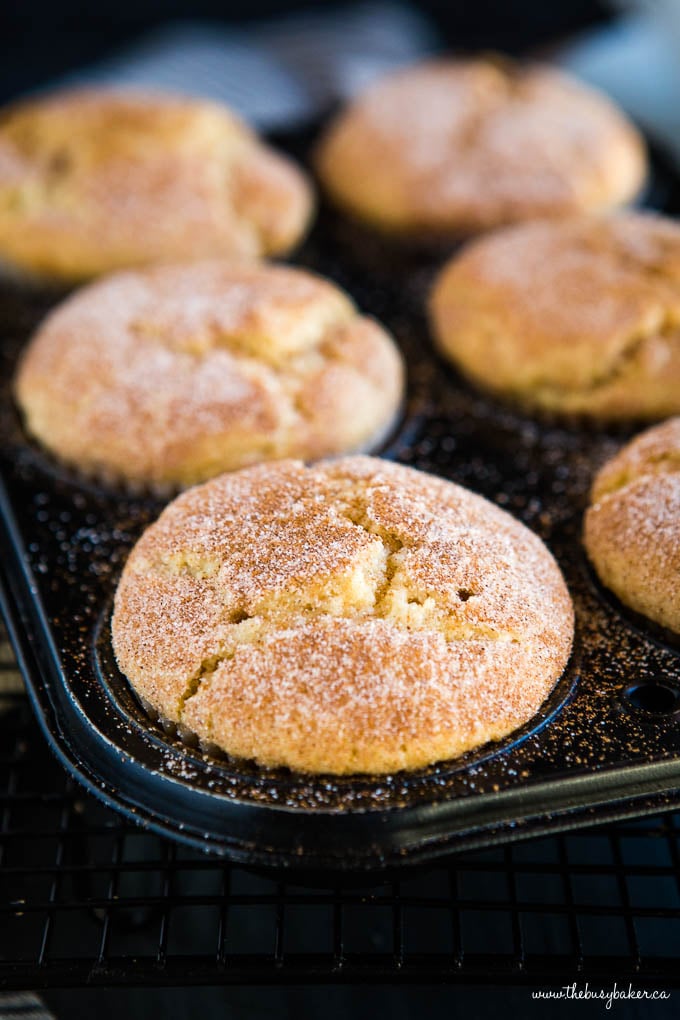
xmin=14 ymin=261 xmax=404 ymax=489
xmin=111 ymin=456 xmax=574 ymax=775
xmin=315 ymin=58 xmax=646 ymax=238
xmin=430 ymin=212 xmax=680 ymax=421
xmin=585 ymin=418 xmax=680 ymax=634
xmin=0 ymin=88 xmax=314 ymax=281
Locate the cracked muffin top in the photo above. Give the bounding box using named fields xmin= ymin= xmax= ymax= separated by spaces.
xmin=14 ymin=261 xmax=404 ymax=490
xmin=0 ymin=89 xmax=313 ymax=283
xmin=314 ymin=58 xmax=645 ymax=239
xmin=430 ymin=212 xmax=680 ymax=420
xmin=584 ymin=418 xmax=680 ymax=634
xmin=111 ymin=456 xmax=574 ymax=774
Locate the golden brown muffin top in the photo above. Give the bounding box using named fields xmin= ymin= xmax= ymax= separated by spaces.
xmin=315 ymin=59 xmax=646 ymax=236
xmin=585 ymin=419 xmax=680 ymax=633
xmin=591 ymin=418 xmax=680 ymax=500
xmin=430 ymin=212 xmax=680 ymax=418
xmin=14 ymin=261 xmax=404 ymax=489
xmin=0 ymin=89 xmax=313 ymax=280
xmin=112 ymin=457 xmax=574 ymax=774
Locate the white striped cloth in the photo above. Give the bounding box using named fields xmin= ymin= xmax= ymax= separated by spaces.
xmin=0 ymin=993 xmax=55 ymax=1020
xmin=58 ymin=3 xmax=439 ymax=131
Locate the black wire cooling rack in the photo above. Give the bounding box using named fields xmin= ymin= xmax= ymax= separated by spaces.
xmin=2 ymin=624 xmax=680 ymax=988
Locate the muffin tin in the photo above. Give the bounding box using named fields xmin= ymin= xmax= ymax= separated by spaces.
xmin=2 ymin=130 xmax=680 ymax=873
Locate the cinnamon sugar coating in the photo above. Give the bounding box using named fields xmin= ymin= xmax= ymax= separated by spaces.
xmin=112 ymin=457 xmax=574 ymax=774
xmin=585 ymin=419 xmax=680 ymax=634
xmin=0 ymin=89 xmax=313 ymax=282
xmin=314 ymin=59 xmax=645 ymax=239
xmin=430 ymin=212 xmax=680 ymax=420
xmin=14 ymin=261 xmax=404 ymax=489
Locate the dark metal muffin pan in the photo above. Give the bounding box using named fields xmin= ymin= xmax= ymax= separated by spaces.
xmin=2 ymin=132 xmax=680 ymax=873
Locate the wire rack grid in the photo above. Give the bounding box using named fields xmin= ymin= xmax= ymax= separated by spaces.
xmin=3 ymin=624 xmax=680 ymax=989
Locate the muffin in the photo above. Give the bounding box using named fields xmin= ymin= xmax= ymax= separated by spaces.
xmin=584 ymin=418 xmax=680 ymax=634
xmin=14 ymin=261 xmax=404 ymax=490
xmin=430 ymin=212 xmax=680 ymax=421
xmin=0 ymin=89 xmax=313 ymax=283
xmin=112 ymin=456 xmax=574 ymax=775
xmin=315 ymin=58 xmax=645 ymax=240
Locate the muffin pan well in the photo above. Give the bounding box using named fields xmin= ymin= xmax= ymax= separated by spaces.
xmin=2 ymin=132 xmax=680 ymax=873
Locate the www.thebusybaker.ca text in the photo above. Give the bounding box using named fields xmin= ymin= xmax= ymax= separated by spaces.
xmin=532 ymin=982 xmax=670 ymax=1009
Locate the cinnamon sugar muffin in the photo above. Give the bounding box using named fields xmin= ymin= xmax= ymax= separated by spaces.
xmin=0 ymin=89 xmax=313 ymax=283
xmin=314 ymin=58 xmax=645 ymax=240
xmin=112 ymin=456 xmax=574 ymax=775
xmin=14 ymin=262 xmax=404 ymax=489
xmin=430 ymin=212 xmax=680 ymax=420
xmin=584 ymin=418 xmax=680 ymax=634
